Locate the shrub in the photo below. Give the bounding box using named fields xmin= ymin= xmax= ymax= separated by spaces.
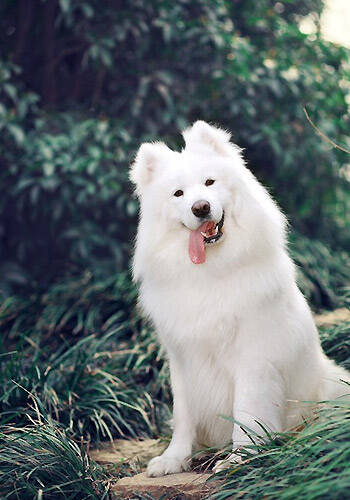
xmin=0 ymin=1 xmax=349 ymax=296
xmin=1 ymin=0 xmax=349 ymax=247
xmin=0 ymin=112 xmax=139 ymax=287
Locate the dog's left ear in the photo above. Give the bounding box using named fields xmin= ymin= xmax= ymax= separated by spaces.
xmin=183 ymin=121 xmax=234 ymax=156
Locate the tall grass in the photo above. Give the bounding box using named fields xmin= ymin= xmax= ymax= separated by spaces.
xmin=290 ymin=233 xmax=350 ymax=309
xmin=0 ymin=419 xmax=112 ymax=499
xmin=320 ymin=322 xmax=350 ymax=369
xmin=0 ymin=330 xmax=157 ymax=441
xmin=0 ymin=270 xmax=137 ymax=348
xmin=211 ymin=398 xmax=350 ymax=500
xmin=0 ymin=315 xmax=168 ymax=498
xmin=0 ymin=235 xmax=349 ymax=498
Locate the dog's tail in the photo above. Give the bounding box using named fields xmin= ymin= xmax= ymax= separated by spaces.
xmin=319 ymin=354 xmax=350 ymax=401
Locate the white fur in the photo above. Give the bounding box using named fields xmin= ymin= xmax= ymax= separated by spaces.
xmin=130 ymin=121 xmax=349 ymax=477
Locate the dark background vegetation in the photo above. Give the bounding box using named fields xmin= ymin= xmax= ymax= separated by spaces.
xmin=0 ymin=1 xmax=349 ymax=498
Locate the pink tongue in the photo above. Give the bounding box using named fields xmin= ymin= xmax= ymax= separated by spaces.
xmin=189 ymin=221 xmax=214 ymax=265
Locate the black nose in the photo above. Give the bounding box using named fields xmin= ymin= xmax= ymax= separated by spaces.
xmin=191 ymin=200 xmax=211 ymax=218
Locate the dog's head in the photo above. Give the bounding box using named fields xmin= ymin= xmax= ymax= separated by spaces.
xmin=130 ymin=121 xmax=286 ymax=267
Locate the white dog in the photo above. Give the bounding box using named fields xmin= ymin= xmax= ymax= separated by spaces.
xmin=130 ymin=121 xmax=349 ymax=477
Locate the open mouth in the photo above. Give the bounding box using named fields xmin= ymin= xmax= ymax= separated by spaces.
xmin=188 ymin=211 xmax=225 ymax=265
xmin=201 ymin=212 xmax=225 ymax=245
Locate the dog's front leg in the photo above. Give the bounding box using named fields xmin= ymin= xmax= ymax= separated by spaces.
xmin=147 ymin=356 xmax=195 ymax=477
xmin=214 ymin=363 xmax=284 ymax=471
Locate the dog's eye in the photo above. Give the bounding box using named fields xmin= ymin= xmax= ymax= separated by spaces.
xmin=205 ymin=179 xmax=215 ymax=186
xmin=174 ymin=190 xmax=184 ymax=197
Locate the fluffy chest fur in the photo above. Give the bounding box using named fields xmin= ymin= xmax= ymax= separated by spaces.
xmin=136 ymin=249 xmax=302 ymax=446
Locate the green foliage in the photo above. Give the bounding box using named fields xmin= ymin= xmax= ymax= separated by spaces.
xmin=0 ymin=60 xmax=38 ymax=154
xmin=0 ymin=270 xmax=137 ymax=343
xmin=211 ymin=399 xmax=350 ymax=500
xmin=0 ymin=420 xmax=112 ymax=499
xmin=0 ymin=332 xmax=155 ymax=441
xmin=0 ymin=272 xmax=170 ymax=497
xmin=290 ymin=233 xmax=350 ymax=309
xmin=0 ymin=1 xmax=349 ymax=296
xmin=0 ymin=271 xmax=170 ymax=442
xmin=0 ymin=112 xmax=139 ymax=287
xmin=319 ymin=322 xmax=350 ymax=369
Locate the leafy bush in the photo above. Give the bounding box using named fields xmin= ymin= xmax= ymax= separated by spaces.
xmin=1 ymin=0 xmax=349 ymax=250
xmin=0 ymin=1 xmax=349 ymax=296
xmin=0 ymin=112 xmax=139 ymax=288
xmin=0 ymin=60 xmax=38 ymax=156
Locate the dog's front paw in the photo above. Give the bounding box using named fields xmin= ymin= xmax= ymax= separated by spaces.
xmin=213 ymin=453 xmax=243 ymax=473
xmin=146 ymin=455 xmax=189 ymax=477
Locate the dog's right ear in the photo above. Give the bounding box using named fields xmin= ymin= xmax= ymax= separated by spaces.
xmin=130 ymin=142 xmax=170 ymax=196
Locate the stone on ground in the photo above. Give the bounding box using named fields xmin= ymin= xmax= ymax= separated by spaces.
xmin=90 ymin=439 xmax=218 ymax=498
xmin=113 ymin=471 xmax=217 ymax=499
